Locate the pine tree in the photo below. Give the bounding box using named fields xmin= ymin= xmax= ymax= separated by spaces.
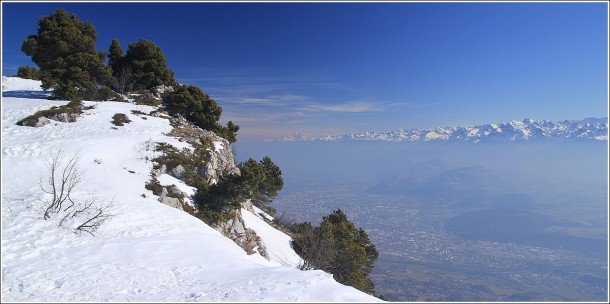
xmin=124 ymin=39 xmax=175 ymax=90
xmin=292 ymin=209 xmax=379 ymax=295
xmin=107 ymin=39 xmax=124 ymax=76
xmin=107 ymin=39 xmax=133 ymax=95
xmin=21 ymin=9 xmax=113 ymax=100
xmin=165 ymin=85 xmax=223 ymax=131
xmin=15 ymin=66 xmax=41 ymax=80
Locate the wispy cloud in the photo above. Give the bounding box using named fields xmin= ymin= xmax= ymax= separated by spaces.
xmin=300 ymin=101 xmax=386 ymax=113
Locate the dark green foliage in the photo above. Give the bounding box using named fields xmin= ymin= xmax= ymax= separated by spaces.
xmin=165 ymin=85 xmax=222 ymax=131
xmin=195 ymin=173 xmax=245 ymax=211
xmin=96 ymin=86 xmax=118 ymax=101
xmin=152 ymin=141 xmax=212 ymax=191
xmin=111 ymin=113 xmax=131 ymax=126
xmin=15 ymin=66 xmax=41 ymax=80
xmin=291 ymin=209 xmax=379 ymax=295
xmin=124 ymin=39 xmax=175 ymax=90
xmin=245 ymin=156 xmax=283 ymax=214
xmin=165 ymin=85 xmax=239 ymax=143
xmin=107 ymin=39 xmax=133 ymax=95
xmin=107 ymin=39 xmax=124 ymax=75
xmin=21 ymin=9 xmax=114 ymax=100
xmin=218 ymin=120 xmax=240 ymax=144
xmin=194 ymin=156 xmax=283 ymax=219
xmin=16 ymin=100 xmax=83 ymax=126
xmin=145 ymin=176 xmax=163 ymax=195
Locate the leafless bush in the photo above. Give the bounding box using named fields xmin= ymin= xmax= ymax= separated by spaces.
xmin=40 ymin=150 xmax=84 ymax=220
xmin=39 ymin=150 xmax=115 ymax=235
xmin=273 ymin=208 xmax=296 ymax=227
xmin=58 ymin=193 xmax=115 ymax=235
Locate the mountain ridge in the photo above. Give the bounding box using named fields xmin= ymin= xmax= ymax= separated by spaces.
xmin=281 ymin=117 xmax=609 ymax=143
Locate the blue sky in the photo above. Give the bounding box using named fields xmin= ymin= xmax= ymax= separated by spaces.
xmin=2 ymin=2 xmax=608 ymax=141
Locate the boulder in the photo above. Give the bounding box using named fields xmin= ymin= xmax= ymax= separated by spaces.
xmin=158 ymin=195 xmax=183 ymax=210
xmin=170 ymin=165 xmax=185 ymax=179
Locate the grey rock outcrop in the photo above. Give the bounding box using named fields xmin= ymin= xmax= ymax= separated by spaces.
xmin=214 ymin=210 xmax=269 ymax=260
xmin=34 ymin=116 xmax=51 ymax=127
xmin=151 ymin=85 xmax=174 ymax=98
xmin=157 ymin=185 xmax=185 ymax=210
xmin=198 ymin=130 xmax=240 ymax=184
xmin=48 ymin=112 xmax=78 ymax=123
xmin=170 ymin=165 xmax=185 ymax=179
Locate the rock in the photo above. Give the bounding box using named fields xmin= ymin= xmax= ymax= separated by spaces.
xmin=151 ymin=85 xmax=174 ymax=97
xmin=167 ymin=185 xmax=183 ymax=196
xmin=215 ymin=210 xmax=269 ymax=260
xmin=242 ymin=199 xmax=255 ymax=213
xmin=33 ymin=116 xmax=51 ymax=127
xmin=158 ymin=194 xmax=183 ymax=210
xmin=170 ymin=165 xmax=185 ymax=179
xmin=194 ymin=132 xmax=240 ymax=184
xmin=48 ymin=112 xmax=78 ymax=123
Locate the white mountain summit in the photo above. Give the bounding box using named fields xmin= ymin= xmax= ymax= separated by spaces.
xmin=281 ymin=118 xmax=608 ymax=143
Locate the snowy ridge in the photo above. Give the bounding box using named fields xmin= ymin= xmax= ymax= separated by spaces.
xmin=1 ymin=77 xmax=380 ymax=302
xmin=281 ymin=117 xmax=609 ymax=143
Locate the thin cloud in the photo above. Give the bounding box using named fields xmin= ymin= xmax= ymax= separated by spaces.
xmin=300 ymin=101 xmax=386 ymax=113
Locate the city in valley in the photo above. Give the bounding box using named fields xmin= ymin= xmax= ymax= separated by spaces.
xmin=273 ymin=184 xmax=607 ymax=301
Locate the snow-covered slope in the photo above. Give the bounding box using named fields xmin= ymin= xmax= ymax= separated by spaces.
xmin=281 ymin=118 xmax=609 ymax=142
xmin=1 ymin=77 xmax=380 ymax=302
xmin=1 ymin=76 xmax=44 ymax=91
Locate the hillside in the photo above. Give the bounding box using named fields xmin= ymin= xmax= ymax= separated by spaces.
xmin=1 ymin=77 xmax=380 ymax=302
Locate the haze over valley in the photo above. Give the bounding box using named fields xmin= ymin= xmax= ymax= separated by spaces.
xmin=236 ymin=139 xmax=608 ymax=301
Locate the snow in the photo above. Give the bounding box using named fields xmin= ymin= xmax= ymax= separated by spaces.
xmin=1 ymin=77 xmax=381 ymax=302
xmin=2 ymin=76 xmax=44 ymax=91
xmin=241 ymin=207 xmax=304 ymax=267
xmin=157 ymin=173 xmax=197 ymax=198
xmin=213 ymin=140 xmax=223 ymax=152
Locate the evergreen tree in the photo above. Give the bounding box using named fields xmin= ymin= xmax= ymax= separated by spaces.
xmin=292 ymin=209 xmax=379 ymax=295
xmin=165 ymin=85 xmax=222 ymax=131
xmin=318 ymin=209 xmax=378 ymax=294
xmin=107 ymin=39 xmax=133 ymax=95
xmin=15 ymin=66 xmax=41 ymax=80
xmin=219 ymin=120 xmax=240 ymax=143
xmin=21 ymin=9 xmax=113 ymax=100
xmin=124 ymin=39 xmax=175 ymax=90
xmin=107 ymin=39 xmax=124 ymax=76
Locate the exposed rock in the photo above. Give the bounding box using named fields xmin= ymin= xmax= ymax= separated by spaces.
xmin=170 ymin=165 xmax=185 ymax=179
xmin=196 ymin=131 xmax=240 ymax=184
xmin=158 ymin=194 xmax=183 ymax=210
xmin=33 ymin=116 xmax=51 ymax=127
xmin=242 ymin=199 xmax=255 ymax=213
xmin=151 ymin=85 xmax=174 ymax=98
xmin=214 ymin=210 xmax=269 ymax=260
xmin=157 ymin=185 xmax=186 ymax=211
xmin=48 ymin=112 xmax=78 ymax=123
xmin=167 ymin=185 xmax=183 ymax=196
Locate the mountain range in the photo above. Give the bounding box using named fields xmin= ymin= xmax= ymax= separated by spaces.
xmin=281 ymin=118 xmax=608 ymax=143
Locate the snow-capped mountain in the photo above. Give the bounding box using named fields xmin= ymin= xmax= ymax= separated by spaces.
xmin=281 ymin=118 xmax=608 ymax=143
xmin=1 ymin=77 xmax=380 ymax=302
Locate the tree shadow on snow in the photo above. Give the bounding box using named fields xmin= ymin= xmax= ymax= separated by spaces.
xmin=2 ymin=90 xmax=52 ymax=99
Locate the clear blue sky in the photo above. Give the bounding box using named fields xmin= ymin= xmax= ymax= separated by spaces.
xmin=2 ymin=1 xmax=608 ymax=141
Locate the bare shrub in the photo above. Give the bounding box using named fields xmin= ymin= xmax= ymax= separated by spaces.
xmin=40 ymin=150 xmax=84 ymax=220
xmin=39 ymin=150 xmax=115 ymax=235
